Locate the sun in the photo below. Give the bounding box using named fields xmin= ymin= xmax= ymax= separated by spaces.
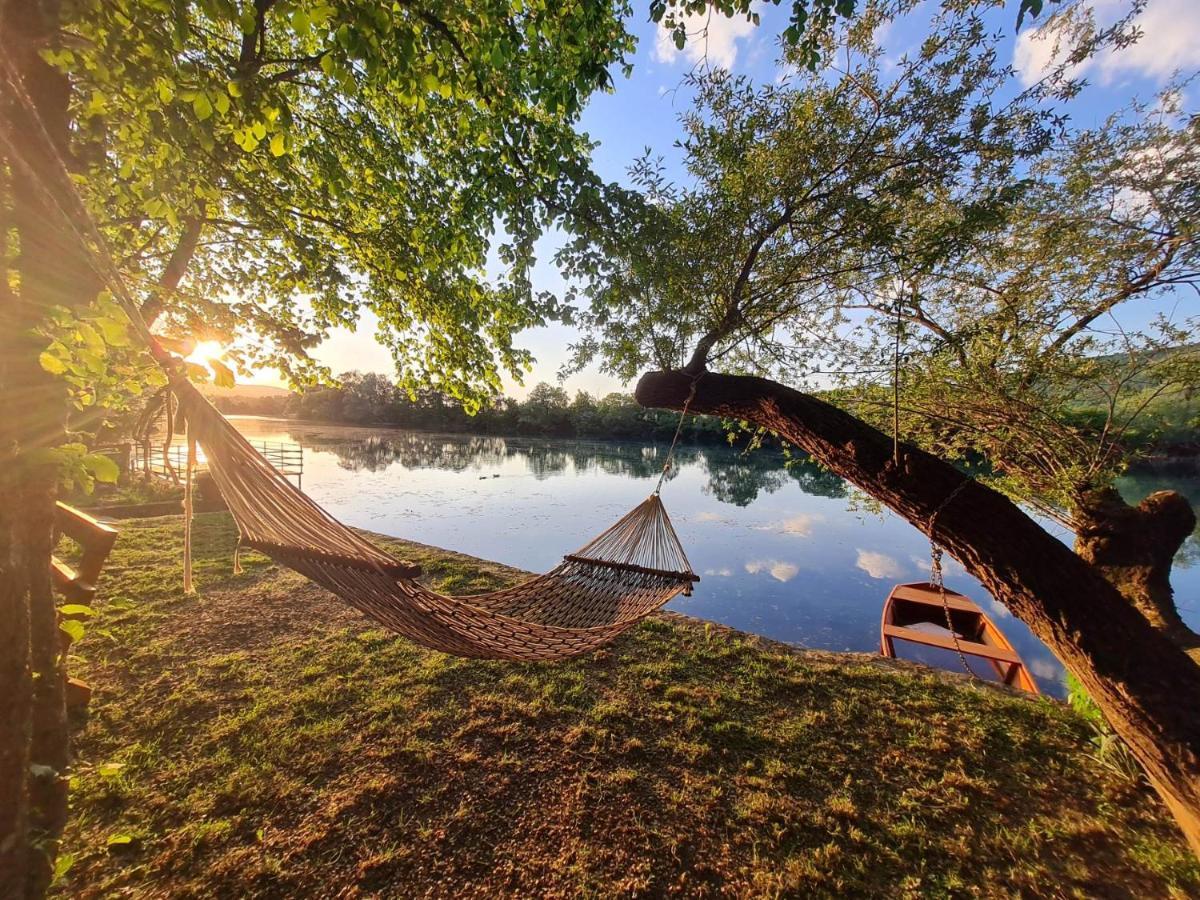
xmin=187 ymin=340 xmax=225 ymax=366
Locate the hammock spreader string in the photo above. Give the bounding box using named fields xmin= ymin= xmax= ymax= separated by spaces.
xmin=0 ymin=57 xmax=173 ymax=361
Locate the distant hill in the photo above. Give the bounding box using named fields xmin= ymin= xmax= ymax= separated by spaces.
xmin=198 ymin=383 xmax=293 ymax=400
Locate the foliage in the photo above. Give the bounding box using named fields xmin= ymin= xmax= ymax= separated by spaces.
xmin=563 ymin=1 xmax=1199 ymax=525
xmin=650 ymin=0 xmax=1056 ymax=71
xmin=1065 ymin=673 xmax=1145 ymax=784
xmin=283 ymin=372 xmax=738 ymax=441
xmin=37 ymin=0 xmax=637 ymax=415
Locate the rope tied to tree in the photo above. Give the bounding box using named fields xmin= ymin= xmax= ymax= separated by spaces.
xmin=926 ymin=477 xmax=977 ymax=679
xmin=653 ymin=374 xmax=702 ymax=496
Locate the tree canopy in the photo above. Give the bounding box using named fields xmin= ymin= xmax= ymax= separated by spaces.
xmin=562 ymin=1 xmax=1198 ymax=524
xmin=19 ymin=0 xmax=637 ymax=414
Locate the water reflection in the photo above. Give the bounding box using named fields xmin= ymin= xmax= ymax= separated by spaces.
xmin=288 ymin=424 xmax=848 ymax=504
xmin=855 ymin=550 xmax=907 ymax=580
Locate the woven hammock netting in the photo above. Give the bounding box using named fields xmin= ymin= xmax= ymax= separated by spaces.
xmin=175 ymin=376 xmax=698 ymax=661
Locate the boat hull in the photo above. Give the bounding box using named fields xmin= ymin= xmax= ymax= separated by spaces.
xmin=880 ymin=582 xmax=1039 ymax=694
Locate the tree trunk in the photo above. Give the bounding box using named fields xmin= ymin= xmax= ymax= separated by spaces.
xmin=0 ymin=489 xmax=36 ymax=900
xmin=636 ymin=368 xmax=1200 ymax=855
xmin=1074 ymin=487 xmax=1199 ymax=660
xmin=2 ymin=0 xmax=95 ymax=893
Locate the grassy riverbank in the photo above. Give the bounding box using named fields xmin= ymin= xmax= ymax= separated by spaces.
xmin=54 ymin=513 xmax=1200 ymax=897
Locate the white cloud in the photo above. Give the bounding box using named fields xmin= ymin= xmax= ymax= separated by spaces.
xmin=703 ymin=566 xmax=733 ymax=577
xmin=745 ymin=559 xmax=800 ymax=582
xmin=855 ymin=549 xmax=906 ymax=580
xmin=654 ymin=7 xmax=758 ymax=70
xmin=1014 ymin=0 xmax=1200 ymax=87
xmin=908 ymin=553 xmax=963 ymax=578
xmin=987 ymin=598 xmax=1012 ymax=620
xmin=1029 ymin=658 xmax=1063 ymax=682
xmin=755 ymin=513 xmax=823 ymax=536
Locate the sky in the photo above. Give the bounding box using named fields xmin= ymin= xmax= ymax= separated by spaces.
xmin=249 ymin=0 xmax=1200 ymax=397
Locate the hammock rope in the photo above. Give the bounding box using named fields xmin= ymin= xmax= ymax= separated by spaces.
xmin=1 ymin=56 xmax=699 ymax=661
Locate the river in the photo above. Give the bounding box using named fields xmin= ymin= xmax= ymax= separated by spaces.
xmin=231 ymin=417 xmax=1200 ymax=699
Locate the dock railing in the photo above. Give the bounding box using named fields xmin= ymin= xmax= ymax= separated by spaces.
xmin=131 ymin=438 xmax=303 ymax=487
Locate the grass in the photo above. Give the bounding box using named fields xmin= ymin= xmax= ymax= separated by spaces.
xmin=54 ymin=512 xmax=1200 ymax=897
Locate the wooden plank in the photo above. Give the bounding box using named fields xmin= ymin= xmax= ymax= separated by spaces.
xmin=50 ymin=557 xmax=96 ymax=603
xmin=65 ymin=677 xmax=92 ymax=710
xmin=891 ymin=584 xmax=979 ymax=613
xmin=55 ymin=501 xmax=118 ymax=542
xmin=882 ymin=624 xmax=1022 ymax=665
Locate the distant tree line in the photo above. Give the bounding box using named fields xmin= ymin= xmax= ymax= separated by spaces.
xmin=210 ymin=366 xmax=1199 ymax=456
xmin=212 ymin=372 xmax=733 ymax=443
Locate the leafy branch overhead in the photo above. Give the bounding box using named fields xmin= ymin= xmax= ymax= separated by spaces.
xmin=43 ymin=0 xmax=637 ymax=412
xmin=650 ymin=0 xmax=1056 ymax=70
xmin=565 ymin=2 xmax=1199 ymax=526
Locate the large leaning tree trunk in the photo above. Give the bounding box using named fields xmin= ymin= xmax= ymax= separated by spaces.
xmin=636 ymin=368 xmax=1200 ymax=855
xmin=1073 ymin=487 xmax=1199 ymax=659
xmin=1 ymin=0 xmax=97 ymax=893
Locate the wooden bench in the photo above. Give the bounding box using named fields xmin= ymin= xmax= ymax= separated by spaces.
xmin=51 ymin=501 xmax=119 ymax=604
xmin=51 ymin=503 xmax=119 ymax=711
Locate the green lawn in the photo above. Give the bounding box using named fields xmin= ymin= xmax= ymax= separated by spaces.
xmin=53 ymin=512 xmax=1200 ymax=897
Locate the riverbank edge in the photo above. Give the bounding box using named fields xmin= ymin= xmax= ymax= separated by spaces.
xmin=72 ymin=506 xmax=1044 ymax=700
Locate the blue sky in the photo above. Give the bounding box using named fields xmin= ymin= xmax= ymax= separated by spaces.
xmin=261 ymin=0 xmax=1200 ymax=396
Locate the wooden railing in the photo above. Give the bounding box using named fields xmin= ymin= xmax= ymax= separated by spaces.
xmin=131 ymin=438 xmax=303 ymax=486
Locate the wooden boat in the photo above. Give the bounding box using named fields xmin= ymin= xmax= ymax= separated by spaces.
xmin=880 ymin=582 xmax=1039 ymax=694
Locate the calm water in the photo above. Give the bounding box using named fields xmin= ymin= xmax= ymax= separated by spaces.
xmin=232 ymin=417 xmax=1200 ymax=699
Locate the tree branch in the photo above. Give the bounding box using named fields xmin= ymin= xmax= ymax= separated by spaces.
xmin=140 ymin=211 xmax=204 ymax=326
xmin=634 ymin=366 xmax=1200 ymax=851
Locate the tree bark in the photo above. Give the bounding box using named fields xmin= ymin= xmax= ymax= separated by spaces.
xmin=1 ymin=0 xmax=95 ymax=893
xmin=1074 ymin=487 xmax=1199 ymax=661
xmin=636 ymin=367 xmax=1200 ymax=855
xmin=139 ymin=210 xmax=205 ymax=327
xmin=0 ymin=491 xmax=36 ymax=900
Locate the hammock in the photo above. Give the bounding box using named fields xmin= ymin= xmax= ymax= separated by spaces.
xmin=0 ymin=67 xmax=698 ymax=662
xmin=174 ymin=375 xmax=698 ymax=661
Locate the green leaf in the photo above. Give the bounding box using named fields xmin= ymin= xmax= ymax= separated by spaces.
xmin=185 ymin=362 xmax=211 ymax=382
xmin=39 ymin=351 xmax=67 ymax=375
xmin=83 ymin=452 xmax=120 ymax=483
xmin=59 ymin=604 xmax=96 ymax=617
xmin=209 ymin=358 xmax=236 ymax=388
xmin=97 ymin=762 xmax=125 ymax=778
xmin=192 ymin=92 xmax=213 ymax=121
xmin=96 ymin=316 xmax=131 ymax=347
xmin=76 ymin=322 xmax=105 ymax=354
xmin=52 ymin=852 xmax=75 ymax=885
xmin=106 ymin=833 xmax=134 ymax=847
xmin=213 ymin=91 xmax=230 ymax=115
xmin=59 ymin=619 xmax=86 ymax=643
xmin=269 ymin=132 xmax=286 ymax=157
